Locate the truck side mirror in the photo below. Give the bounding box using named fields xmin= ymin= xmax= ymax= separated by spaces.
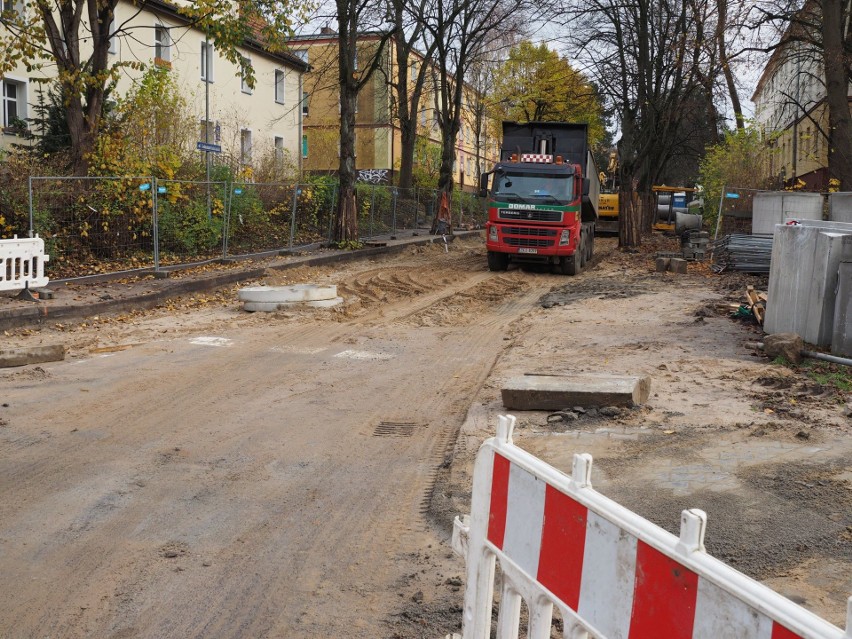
xmin=479 ymin=172 xmax=490 ymax=198
xmin=582 ymin=178 xmax=590 ymax=196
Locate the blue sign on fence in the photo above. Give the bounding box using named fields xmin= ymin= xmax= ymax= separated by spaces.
xmin=234 ymin=188 xmax=243 ymax=195
xmin=196 ymin=141 xmax=222 ymax=153
xmin=158 ymin=186 xmax=167 ymax=194
xmin=725 ymin=192 xmax=740 ymax=199
xmin=139 ymin=183 xmax=151 ymax=191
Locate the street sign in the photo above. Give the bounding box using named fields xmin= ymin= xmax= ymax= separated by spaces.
xmin=196 ymin=141 xmax=222 ymax=153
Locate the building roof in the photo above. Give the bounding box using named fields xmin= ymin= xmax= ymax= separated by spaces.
xmin=144 ymin=0 xmax=310 ymax=72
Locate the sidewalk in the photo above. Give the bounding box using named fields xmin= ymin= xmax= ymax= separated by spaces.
xmin=0 ymin=230 xmax=477 ymax=331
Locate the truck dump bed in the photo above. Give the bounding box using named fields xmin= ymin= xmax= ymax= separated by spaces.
xmin=500 ymin=121 xmax=599 ymax=222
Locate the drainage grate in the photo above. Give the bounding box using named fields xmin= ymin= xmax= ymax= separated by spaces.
xmin=373 ymin=422 xmax=420 ymax=437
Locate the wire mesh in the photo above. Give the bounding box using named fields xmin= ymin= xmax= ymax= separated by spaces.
xmin=224 ymin=182 xmax=294 ymax=255
xmin=155 ymin=180 xmax=228 ymax=264
xmin=28 ymin=176 xmax=155 ymax=278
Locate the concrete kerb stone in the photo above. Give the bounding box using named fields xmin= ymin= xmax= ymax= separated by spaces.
xmin=0 ymin=231 xmax=479 ymax=331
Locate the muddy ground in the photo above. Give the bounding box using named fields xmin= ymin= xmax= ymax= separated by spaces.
xmin=1 ymin=235 xmax=850 ymax=638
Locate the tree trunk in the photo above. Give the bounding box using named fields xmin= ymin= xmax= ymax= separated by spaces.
xmin=717 ymin=0 xmax=744 ymax=130
xmin=822 ymin=0 xmax=852 ymax=189
xmin=619 ymin=185 xmax=642 ymax=247
xmin=335 ymin=182 xmax=358 ymax=241
xmin=397 ymin=119 xmax=416 ymax=190
xmin=334 ymin=8 xmax=359 ymax=244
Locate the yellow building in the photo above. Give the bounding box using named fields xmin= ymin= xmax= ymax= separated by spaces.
xmin=1 ymin=0 xmax=308 ymax=173
xmin=288 ymin=30 xmax=499 ymax=190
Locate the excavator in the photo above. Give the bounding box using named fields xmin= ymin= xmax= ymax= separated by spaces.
xmin=596 ymin=150 xmax=619 ymax=234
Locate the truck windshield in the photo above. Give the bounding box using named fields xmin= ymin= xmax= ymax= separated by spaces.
xmin=493 ymin=172 xmax=574 ymax=204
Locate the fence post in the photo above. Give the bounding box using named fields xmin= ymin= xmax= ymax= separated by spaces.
xmin=328 ymin=184 xmax=337 ymax=243
xmin=369 ymin=185 xmax=376 ymax=239
xmin=414 ymin=187 xmax=420 ymax=229
xmin=222 ymin=182 xmax=233 ymax=260
xmin=152 ymin=176 xmax=160 ymax=272
xmin=391 ymin=187 xmax=398 ymax=236
xmin=27 ymin=176 xmax=34 ymax=238
xmin=713 ymin=184 xmax=726 ymax=242
xmin=289 ymin=184 xmax=299 ymax=249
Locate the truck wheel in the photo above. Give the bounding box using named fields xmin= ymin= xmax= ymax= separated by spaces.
xmin=487 ymin=251 xmax=509 ymax=272
xmin=559 ymin=255 xmax=580 ymax=276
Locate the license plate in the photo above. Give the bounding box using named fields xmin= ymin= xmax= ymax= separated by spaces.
xmin=518 ymin=248 xmax=538 ymax=254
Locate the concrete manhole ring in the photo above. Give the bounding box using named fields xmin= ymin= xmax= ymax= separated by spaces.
xmin=238 ymin=284 xmax=338 ymax=303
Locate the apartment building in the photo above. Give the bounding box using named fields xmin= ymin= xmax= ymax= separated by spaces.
xmin=287 ymin=29 xmax=499 ymax=190
xmin=751 ymin=4 xmax=850 ymax=190
xmin=1 ymin=0 xmax=309 ymax=172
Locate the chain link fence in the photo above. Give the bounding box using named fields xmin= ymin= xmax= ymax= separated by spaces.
xmin=13 ymin=177 xmax=484 ymax=280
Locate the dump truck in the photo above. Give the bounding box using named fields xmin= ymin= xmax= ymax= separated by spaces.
xmin=479 ymin=122 xmax=599 ymax=275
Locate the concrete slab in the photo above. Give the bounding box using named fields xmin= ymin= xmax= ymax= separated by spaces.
xmin=833 ymin=262 xmax=852 ymax=357
xmin=766 ymin=225 xmax=852 ymax=346
xmin=766 ymin=225 xmax=816 ymax=336
xmin=805 ymin=232 xmax=847 ymax=345
xmin=0 ymin=344 xmax=65 ymax=368
xmin=753 ymin=193 xmax=822 ymax=234
xmin=501 ymin=374 xmax=652 ymax=410
xmin=829 ymin=193 xmax=852 ymax=224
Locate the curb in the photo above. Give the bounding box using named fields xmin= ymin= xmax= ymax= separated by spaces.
xmin=0 ymin=231 xmax=478 ymax=331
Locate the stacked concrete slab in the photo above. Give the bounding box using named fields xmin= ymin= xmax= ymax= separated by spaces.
xmin=833 ymin=236 xmax=852 ymax=356
xmin=829 ymin=192 xmax=852 ymax=224
xmin=752 ymin=192 xmax=823 ymax=234
xmin=765 ymin=222 xmax=852 ymax=347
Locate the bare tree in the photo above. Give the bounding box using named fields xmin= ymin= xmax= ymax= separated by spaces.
xmin=382 ymin=0 xmax=439 ymax=190
xmin=746 ymin=0 xmax=852 ymax=189
xmin=420 ymin=0 xmax=530 ymax=197
xmin=567 ymin=0 xmax=711 ymax=246
xmin=331 ymin=0 xmax=395 ymax=243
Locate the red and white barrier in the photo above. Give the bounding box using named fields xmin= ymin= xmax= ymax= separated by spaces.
xmin=451 ymin=415 xmax=852 ymax=639
xmin=0 ymin=235 xmax=49 ymax=292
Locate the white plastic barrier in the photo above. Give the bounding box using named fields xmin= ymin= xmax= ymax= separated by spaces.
xmin=0 ymin=235 xmax=49 ymax=292
xmin=451 ymin=415 xmax=852 ymax=639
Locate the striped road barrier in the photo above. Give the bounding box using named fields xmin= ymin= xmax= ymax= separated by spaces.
xmin=0 ymin=236 xmax=49 ymax=293
xmin=450 ymin=415 xmax=851 ymax=639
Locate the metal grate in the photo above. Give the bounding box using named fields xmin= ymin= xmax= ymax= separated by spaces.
xmin=373 ymin=422 xmax=420 ymax=437
xmin=503 ymin=227 xmax=557 ymax=237
xmin=498 ymin=209 xmax=563 ymax=223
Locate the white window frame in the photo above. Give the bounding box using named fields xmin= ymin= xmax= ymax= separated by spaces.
xmin=2 ymin=77 xmax=26 ymax=129
xmin=240 ymin=55 xmax=252 ymax=94
xmin=293 ymin=49 xmax=308 ymax=63
xmin=274 ymin=69 xmax=285 ymax=104
xmin=1 ymin=0 xmax=23 ymax=14
xmin=201 ymin=41 xmax=214 ymax=82
xmin=240 ymin=128 xmax=253 ymax=163
xmin=154 ymin=24 xmax=170 ymax=62
xmin=302 ymin=91 xmax=309 ymax=117
xmin=274 ymin=135 xmax=285 ymax=162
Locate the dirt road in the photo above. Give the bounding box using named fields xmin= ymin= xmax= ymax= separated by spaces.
xmin=1 ymin=236 xmax=850 ymax=638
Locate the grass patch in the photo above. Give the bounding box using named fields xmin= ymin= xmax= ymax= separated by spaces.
xmin=802 ymin=360 xmax=852 ymax=393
